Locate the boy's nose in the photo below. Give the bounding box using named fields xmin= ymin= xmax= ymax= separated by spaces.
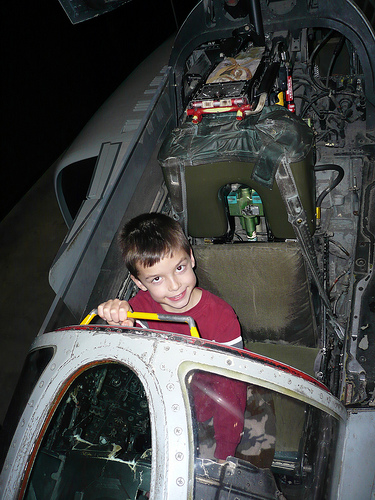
xmin=168 ymin=276 xmax=180 ymax=291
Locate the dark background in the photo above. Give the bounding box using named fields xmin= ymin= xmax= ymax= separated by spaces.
xmin=0 ymin=0 xmax=198 ymax=425
xmin=1 ymin=0 xmax=197 ymax=220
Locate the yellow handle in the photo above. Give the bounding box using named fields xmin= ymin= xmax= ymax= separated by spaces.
xmin=190 ymin=326 xmax=200 ymax=338
xmin=81 ymin=310 xmax=98 ymax=325
xmin=80 ymin=309 xmax=200 ymax=338
xmin=127 ymin=311 xmax=160 ymax=321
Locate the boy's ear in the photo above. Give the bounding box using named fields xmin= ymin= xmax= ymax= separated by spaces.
xmin=190 ymin=249 xmax=195 ymax=268
xmin=130 ymin=275 xmax=148 ymax=292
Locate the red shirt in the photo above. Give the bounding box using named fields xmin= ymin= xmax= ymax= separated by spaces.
xmin=129 ymin=288 xmax=243 ymax=347
xmin=129 ymin=287 xmax=247 ymax=460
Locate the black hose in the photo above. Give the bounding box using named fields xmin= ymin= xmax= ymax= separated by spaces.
xmin=300 ymin=90 xmax=360 ymax=119
xmin=246 ymin=0 xmax=265 ymax=45
xmin=309 ymin=30 xmax=334 ymax=65
xmin=300 ymin=91 xmax=330 ymax=118
xmin=309 ymin=29 xmax=334 ymax=92
xmin=314 ymin=164 xmax=345 ymax=207
xmin=325 ymin=35 xmax=346 ymax=88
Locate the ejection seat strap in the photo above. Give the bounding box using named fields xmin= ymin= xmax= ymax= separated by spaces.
xmin=275 ymin=155 xmax=344 ymax=341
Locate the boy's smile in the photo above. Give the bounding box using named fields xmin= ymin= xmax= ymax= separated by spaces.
xmin=131 ymin=249 xmax=202 ymax=313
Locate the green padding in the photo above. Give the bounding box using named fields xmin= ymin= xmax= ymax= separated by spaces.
xmin=246 ymin=342 xmax=319 ymax=377
xmin=184 ymin=156 xmax=314 ymax=238
xmin=158 ymin=106 xmax=315 ymax=239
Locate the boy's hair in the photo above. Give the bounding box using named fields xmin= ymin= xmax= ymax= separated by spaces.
xmin=119 ymin=213 xmax=191 ymax=278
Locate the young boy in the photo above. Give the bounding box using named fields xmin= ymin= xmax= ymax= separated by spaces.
xmin=98 ymin=212 xmax=246 ymax=461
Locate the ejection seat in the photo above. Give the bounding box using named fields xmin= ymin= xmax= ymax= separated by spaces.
xmin=158 ymin=106 xmax=320 ymax=377
xmin=158 ymin=105 xmax=321 ymax=476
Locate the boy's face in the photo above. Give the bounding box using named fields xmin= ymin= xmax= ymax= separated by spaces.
xmin=131 ymin=249 xmax=201 ymax=313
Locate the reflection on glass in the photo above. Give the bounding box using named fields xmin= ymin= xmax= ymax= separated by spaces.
xmin=24 ymin=363 xmax=151 ymax=500
xmin=190 ymin=371 xmax=247 ymax=461
xmin=187 ymin=370 xmax=339 ymax=500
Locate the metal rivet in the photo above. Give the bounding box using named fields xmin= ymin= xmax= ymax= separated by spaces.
xmin=176 ymin=477 xmax=185 ymax=486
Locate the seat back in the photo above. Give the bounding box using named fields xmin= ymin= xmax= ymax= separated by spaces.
xmin=193 ymin=241 xmax=317 ymax=347
xmin=158 ymin=106 xmax=316 ymax=240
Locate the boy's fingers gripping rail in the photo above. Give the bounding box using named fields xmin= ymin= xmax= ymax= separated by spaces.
xmin=80 ymin=309 xmax=200 ymax=338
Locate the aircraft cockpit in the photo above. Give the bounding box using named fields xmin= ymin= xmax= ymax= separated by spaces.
xmin=1 ymin=0 xmax=374 ymax=498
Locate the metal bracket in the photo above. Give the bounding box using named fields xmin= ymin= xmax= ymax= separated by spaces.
xmin=275 ymin=156 xmax=344 ymax=344
xmin=275 ymin=156 xmax=329 ymax=306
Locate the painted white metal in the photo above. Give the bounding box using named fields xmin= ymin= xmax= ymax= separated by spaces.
xmin=1 ymin=327 xmax=347 ymax=499
xmin=336 ymin=408 xmax=375 ymax=500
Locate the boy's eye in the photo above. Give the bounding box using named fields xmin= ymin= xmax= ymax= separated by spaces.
xmin=152 ymin=276 xmax=161 ymax=283
xmin=176 ymin=264 xmax=185 ymax=272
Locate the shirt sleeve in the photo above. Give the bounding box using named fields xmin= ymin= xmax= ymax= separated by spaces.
xmin=211 ymin=298 xmax=243 ymax=348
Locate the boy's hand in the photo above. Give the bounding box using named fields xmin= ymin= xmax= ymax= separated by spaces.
xmin=97 ymin=299 xmax=135 ymax=326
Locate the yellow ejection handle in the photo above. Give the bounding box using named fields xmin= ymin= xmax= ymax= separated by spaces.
xmin=80 ymin=309 xmax=200 ymax=338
